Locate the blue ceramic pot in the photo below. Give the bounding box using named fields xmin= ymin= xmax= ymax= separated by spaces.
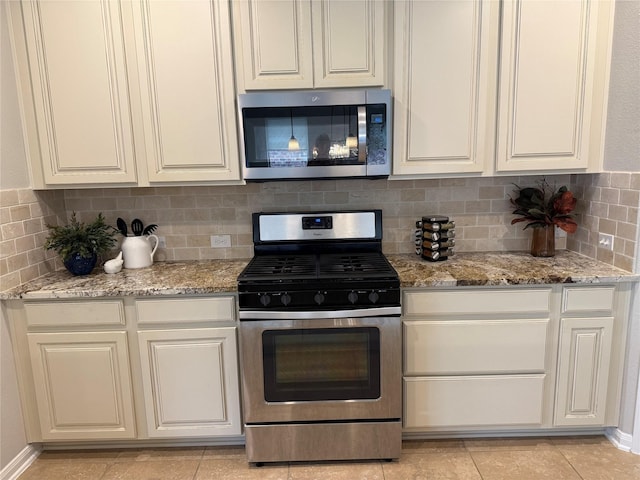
xmin=63 ymin=252 xmax=97 ymax=276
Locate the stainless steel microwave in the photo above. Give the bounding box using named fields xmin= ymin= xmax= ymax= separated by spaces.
xmin=237 ymin=89 xmax=391 ymax=181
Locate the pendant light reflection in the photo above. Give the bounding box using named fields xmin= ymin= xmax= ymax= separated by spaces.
xmin=288 ymin=109 xmax=299 ymax=151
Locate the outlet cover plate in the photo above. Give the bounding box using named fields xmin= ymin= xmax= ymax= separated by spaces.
xmin=211 ymin=235 xmax=231 ymax=248
xmin=598 ymin=233 xmax=614 ymax=251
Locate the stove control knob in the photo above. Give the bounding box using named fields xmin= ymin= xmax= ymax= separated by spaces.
xmin=259 ymin=294 xmax=271 ymax=306
xmin=368 ymin=291 xmax=380 ymax=304
xmin=280 ymin=293 xmax=292 ymax=306
xmin=348 ymin=291 xmax=359 ymax=304
xmin=314 ymin=292 xmax=325 ymax=305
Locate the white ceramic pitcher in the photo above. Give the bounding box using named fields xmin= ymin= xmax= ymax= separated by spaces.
xmin=121 ymin=235 xmax=158 ymax=269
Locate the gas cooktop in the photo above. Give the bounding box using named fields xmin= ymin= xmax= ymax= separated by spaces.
xmin=237 ymin=211 xmax=400 ymax=315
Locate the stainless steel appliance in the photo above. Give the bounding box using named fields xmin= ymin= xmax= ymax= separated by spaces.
xmin=237 ymin=210 xmax=401 ymax=464
xmin=237 ymin=89 xmax=391 ymax=181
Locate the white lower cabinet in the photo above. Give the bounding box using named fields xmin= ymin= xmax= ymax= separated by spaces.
xmin=403 ymin=284 xmax=630 ymax=433
xmin=8 ymin=295 xmax=241 ymax=443
xmin=28 ymin=331 xmax=136 ymax=440
xmin=404 ymin=375 xmax=545 ymax=428
xmin=137 ymin=327 xmax=241 ymax=438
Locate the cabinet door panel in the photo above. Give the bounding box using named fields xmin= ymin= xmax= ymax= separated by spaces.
xmin=234 ymin=0 xmax=313 ymax=89
xmin=404 ymin=375 xmax=545 ymax=428
xmin=393 ymin=0 xmax=499 ymax=175
xmin=312 ymin=0 xmax=384 ymax=87
xmin=133 ymin=0 xmax=240 ymax=182
xmin=496 ymin=0 xmax=604 ymax=171
xmin=27 ymin=332 xmax=135 ymax=440
xmin=18 ymin=0 xmax=137 ymax=185
xmin=555 ymin=317 xmax=613 ymax=426
xmin=138 ymin=328 xmax=241 ymax=437
xmin=404 ymin=319 xmax=549 ymax=375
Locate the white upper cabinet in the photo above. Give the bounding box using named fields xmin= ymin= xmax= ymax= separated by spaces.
xmin=393 ymin=0 xmax=614 ymax=178
xmin=496 ymin=0 xmax=613 ymax=173
xmin=10 ymin=0 xmax=139 ymax=186
xmin=130 ymin=0 xmax=240 ymax=183
xmin=8 ymin=0 xmax=240 ymax=188
xmin=233 ymin=0 xmax=386 ymax=90
xmin=393 ymin=0 xmax=500 ymax=175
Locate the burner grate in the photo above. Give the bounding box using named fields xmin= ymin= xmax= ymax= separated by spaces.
xmin=242 ymin=255 xmax=317 ymax=279
xmin=318 ymin=253 xmax=395 ymax=277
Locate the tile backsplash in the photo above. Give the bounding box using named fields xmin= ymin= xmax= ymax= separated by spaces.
xmin=2 ymin=172 xmax=638 ymax=292
xmin=63 ymin=175 xmax=573 ymax=262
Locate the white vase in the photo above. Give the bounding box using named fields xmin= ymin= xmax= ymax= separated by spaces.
xmin=121 ymin=235 xmax=158 ymax=269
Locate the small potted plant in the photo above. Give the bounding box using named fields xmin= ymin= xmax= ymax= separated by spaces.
xmin=45 ymin=212 xmax=118 ymax=275
xmin=510 ymin=179 xmax=578 ymax=257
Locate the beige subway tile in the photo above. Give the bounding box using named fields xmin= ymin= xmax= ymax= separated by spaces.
xmin=116 ymin=196 xmax=145 ymax=210
xmin=1 ymin=222 xmax=25 ymax=240
xmin=0 ymin=190 xmax=19 ymax=207
xmin=299 ymin=192 xmax=325 ymax=206
xmin=15 ymin=235 xmax=36 ymax=254
xmin=592 ymin=172 xmax=611 ymax=188
xmin=400 ymin=189 xmax=426 ymax=202
xmin=0 ymin=239 xmax=17 ymax=259
xmin=186 ymin=235 xmax=211 ymax=248
xmin=598 ymin=218 xmax=616 ymax=235
xmin=169 ymin=196 xmax=196 ymax=209
xmin=617 ymin=221 xmax=638 ymax=241
xmin=142 ymin=196 xmax=171 ymax=210
xmin=439 ymin=178 xmax=467 ymax=187
xmin=621 ymin=189 xmax=640 ymax=208
xmin=0 ymin=271 xmax=21 ymax=292
xmin=27 ymin=248 xmax=46 ymax=265
xmin=610 ymin=172 xmax=631 ymax=189
xmin=23 ymin=218 xmax=44 ymax=235
xmin=465 ymin=200 xmax=491 ymax=213
xmin=0 ymin=258 xmax=7 ymax=276
xmin=0 ymin=207 xmax=10 ymax=224
xmin=608 ymin=205 xmax=628 ymax=222
xmin=172 ymin=248 xmax=201 ymax=261
xmin=10 ymin=205 xmax=31 ymax=222
xmin=624 ymin=239 xmax=637 ymax=257
xmin=8 ymin=253 xmax=29 ymax=272
xmin=20 ymin=264 xmax=42 ymax=284
xmin=601 ymin=187 xmax=620 ymax=204
xmin=17 ymin=189 xmax=37 ymax=204
xmin=630 ymin=173 xmax=640 ymax=190
xmin=613 ymin=254 xmax=633 ymax=272
xmin=195 ymin=195 xmax=224 ymax=208
xmin=478 ymin=186 xmax=506 ymax=200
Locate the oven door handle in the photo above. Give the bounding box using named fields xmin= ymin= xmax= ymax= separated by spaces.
xmin=239 ymin=306 xmax=401 ymax=320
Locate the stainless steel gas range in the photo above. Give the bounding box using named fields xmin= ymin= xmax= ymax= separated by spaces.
xmin=237 ymin=210 xmax=401 ymax=464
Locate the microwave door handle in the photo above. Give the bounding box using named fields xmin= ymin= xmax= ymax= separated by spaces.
xmin=357 ymin=106 xmax=367 ymax=163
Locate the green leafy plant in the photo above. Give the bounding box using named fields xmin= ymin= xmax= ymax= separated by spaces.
xmin=510 ymin=179 xmax=578 ymax=233
xmin=45 ymin=212 xmax=118 ymax=262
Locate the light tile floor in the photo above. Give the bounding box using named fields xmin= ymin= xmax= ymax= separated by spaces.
xmin=16 ymin=436 xmax=640 ymax=480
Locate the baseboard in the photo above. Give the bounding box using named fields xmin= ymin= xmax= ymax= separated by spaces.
xmin=605 ymin=427 xmax=634 ymax=453
xmin=0 ymin=444 xmax=41 ymax=480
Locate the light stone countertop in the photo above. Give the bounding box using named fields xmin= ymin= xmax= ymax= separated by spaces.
xmin=2 ymin=251 xmax=637 ymax=300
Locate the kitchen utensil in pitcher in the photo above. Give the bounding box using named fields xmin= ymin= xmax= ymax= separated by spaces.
xmin=131 ymin=218 xmax=144 ymax=236
xmin=142 ymin=224 xmax=158 ymax=235
xmin=116 ymin=218 xmax=128 ymax=236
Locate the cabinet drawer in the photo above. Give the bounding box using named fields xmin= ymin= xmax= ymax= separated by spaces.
xmin=403 ymin=288 xmax=552 ymax=316
xmin=562 ymin=286 xmax=615 ymax=314
xmin=404 ymin=319 xmax=548 ymax=375
xmin=136 ymin=296 xmax=236 ymax=324
xmin=404 ymin=375 xmax=545 ymax=428
xmin=25 ymin=300 xmax=125 ymax=328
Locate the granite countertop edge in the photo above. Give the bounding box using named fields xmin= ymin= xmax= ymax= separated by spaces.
xmin=2 ymin=251 xmax=638 ymax=301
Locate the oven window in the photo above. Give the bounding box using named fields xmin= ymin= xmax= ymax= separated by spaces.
xmin=262 ymin=327 xmax=380 ymax=402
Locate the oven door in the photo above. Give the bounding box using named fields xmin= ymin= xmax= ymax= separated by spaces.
xmin=239 ymin=317 xmax=401 ymax=424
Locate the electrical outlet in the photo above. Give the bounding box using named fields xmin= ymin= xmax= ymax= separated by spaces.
xmin=211 ymin=235 xmax=231 ymax=248
xmin=157 ymin=236 xmax=166 ymax=248
xmin=598 ymin=233 xmax=614 ymax=251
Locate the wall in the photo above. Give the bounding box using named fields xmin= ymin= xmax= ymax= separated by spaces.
xmin=603 ymin=0 xmax=640 ymax=172
xmin=0 ymin=2 xmax=30 ymax=471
